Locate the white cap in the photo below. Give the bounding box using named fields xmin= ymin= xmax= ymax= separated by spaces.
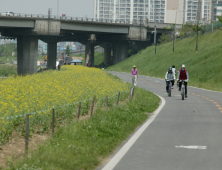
xmin=182 ymin=64 xmax=185 ymax=67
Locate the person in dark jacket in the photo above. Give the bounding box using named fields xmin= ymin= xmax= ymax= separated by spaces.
xmin=177 ymin=64 xmax=189 ymax=98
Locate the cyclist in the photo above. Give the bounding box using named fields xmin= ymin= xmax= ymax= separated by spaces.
xmin=177 ymin=64 xmax=189 ymax=98
xmin=165 ymin=67 xmax=175 ymax=94
xmin=172 ymin=65 xmax=176 ymax=77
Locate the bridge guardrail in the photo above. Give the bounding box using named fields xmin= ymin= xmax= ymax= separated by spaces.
xmin=0 ymin=12 xmax=164 ymax=27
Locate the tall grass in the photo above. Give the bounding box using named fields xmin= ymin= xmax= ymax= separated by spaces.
xmin=107 ymin=30 xmax=222 ymax=91
xmin=7 ymin=87 xmax=160 ymax=170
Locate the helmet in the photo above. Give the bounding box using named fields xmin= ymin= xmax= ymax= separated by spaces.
xmin=182 ymin=64 xmax=185 ymax=68
xmin=169 ymin=67 xmax=172 ymax=71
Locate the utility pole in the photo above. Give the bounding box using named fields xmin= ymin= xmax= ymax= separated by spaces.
xmin=173 ymin=26 xmax=175 ymax=52
xmin=183 ymin=0 xmax=186 ymax=24
xmin=140 ymin=17 xmax=142 ymax=42
xmin=173 ymin=11 xmax=178 ymax=52
xmin=140 ymin=17 xmax=142 ymax=54
xmin=211 ymin=0 xmax=214 ymax=33
xmin=196 ymin=22 xmax=198 ymax=52
xmin=196 ymin=0 xmax=201 ymax=52
xmin=154 ymin=0 xmax=157 ymax=54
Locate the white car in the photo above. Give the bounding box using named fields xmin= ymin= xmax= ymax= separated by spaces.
xmin=0 ymin=12 xmax=15 ymax=16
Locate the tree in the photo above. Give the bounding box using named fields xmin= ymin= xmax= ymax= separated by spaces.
xmin=159 ymin=33 xmax=172 ymax=43
xmin=0 ymin=43 xmax=17 ymax=57
xmin=65 ymin=45 xmax=70 ymax=55
xmin=179 ymin=22 xmax=194 ymax=38
xmin=218 ymin=16 xmax=222 ymax=24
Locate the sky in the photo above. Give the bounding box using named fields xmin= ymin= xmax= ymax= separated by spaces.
xmin=1 ymin=0 xmax=94 ymax=18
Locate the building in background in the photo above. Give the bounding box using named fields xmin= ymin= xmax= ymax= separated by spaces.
xmin=94 ymin=0 xmax=184 ymax=24
xmin=94 ymin=0 xmax=222 ymax=24
xmin=214 ymin=0 xmax=222 ymax=20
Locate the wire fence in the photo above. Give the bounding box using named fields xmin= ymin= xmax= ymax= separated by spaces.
xmin=0 ymin=89 xmax=132 ymax=146
xmin=161 ymin=21 xmax=222 ymax=44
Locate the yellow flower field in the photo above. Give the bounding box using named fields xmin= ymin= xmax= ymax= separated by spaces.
xmin=0 ymin=66 xmax=129 ymax=142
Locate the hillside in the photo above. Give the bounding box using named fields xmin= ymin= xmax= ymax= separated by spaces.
xmin=107 ymin=30 xmax=222 ymax=91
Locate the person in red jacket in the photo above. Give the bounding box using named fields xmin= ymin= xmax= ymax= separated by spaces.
xmin=177 ymin=64 xmax=189 ymax=98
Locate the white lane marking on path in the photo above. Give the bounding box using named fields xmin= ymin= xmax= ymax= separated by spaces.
xmin=101 ymin=95 xmax=166 ymax=170
xmin=175 ymin=145 xmax=207 ymax=149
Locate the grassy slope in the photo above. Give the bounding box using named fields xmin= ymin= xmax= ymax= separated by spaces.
xmin=107 ymin=30 xmax=222 ymax=91
xmin=8 ymin=87 xmax=159 ymax=170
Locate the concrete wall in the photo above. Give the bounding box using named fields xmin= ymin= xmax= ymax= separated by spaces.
xmin=127 ymin=26 xmax=147 ymax=41
xmin=113 ymin=41 xmax=128 ymax=64
xmin=34 ymin=20 xmax=60 ymax=35
xmin=148 ymin=22 xmax=182 ymax=29
xmin=61 ymin=22 xmax=128 ymax=34
xmin=0 ymin=19 xmax=34 ymax=28
xmin=165 ymin=0 xmax=183 ymax=24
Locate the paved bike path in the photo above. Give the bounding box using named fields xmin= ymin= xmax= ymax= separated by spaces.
xmin=101 ymin=72 xmax=222 ymax=170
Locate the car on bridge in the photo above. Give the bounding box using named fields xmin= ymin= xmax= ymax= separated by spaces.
xmin=0 ymin=11 xmax=15 ymax=16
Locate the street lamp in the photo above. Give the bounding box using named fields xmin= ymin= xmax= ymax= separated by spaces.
xmin=154 ymin=0 xmax=157 ymax=54
xmin=196 ymin=21 xmax=199 ymax=52
xmin=211 ymin=0 xmax=214 ymax=33
xmin=173 ymin=11 xmax=186 ymax=52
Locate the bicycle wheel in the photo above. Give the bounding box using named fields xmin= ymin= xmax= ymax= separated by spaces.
xmin=168 ymin=83 xmax=171 ymax=97
xmin=182 ymin=87 xmax=184 ymax=100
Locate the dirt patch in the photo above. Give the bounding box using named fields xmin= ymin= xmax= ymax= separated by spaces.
xmin=0 ymin=132 xmax=49 ymax=168
xmin=71 ymin=57 xmax=84 ymax=60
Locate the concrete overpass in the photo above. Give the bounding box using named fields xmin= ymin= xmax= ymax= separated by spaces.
xmin=0 ymin=14 xmax=177 ymax=75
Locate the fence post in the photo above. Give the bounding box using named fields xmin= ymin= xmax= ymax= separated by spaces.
xmin=132 ymin=87 xmax=135 ymax=98
xmin=77 ymin=102 xmax=81 ymax=119
xmin=52 ymin=107 xmax=55 ymax=134
xmin=130 ymin=87 xmax=132 ymax=97
xmin=25 ymin=114 xmax=29 ymax=154
xmin=117 ymin=91 xmax=120 ymax=105
xmin=106 ymin=95 xmax=108 ymax=110
xmin=90 ymin=97 xmax=95 ymax=118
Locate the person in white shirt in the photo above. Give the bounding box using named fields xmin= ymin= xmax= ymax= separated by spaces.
xmin=172 ymin=65 xmax=176 ymax=77
xmin=165 ymin=67 xmax=176 ymax=94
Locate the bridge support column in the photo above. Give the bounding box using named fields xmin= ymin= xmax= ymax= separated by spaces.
xmin=104 ymin=48 xmax=111 ymax=65
xmin=17 ymin=36 xmax=38 ymax=75
xmin=47 ymin=42 xmax=57 ymax=69
xmin=113 ymin=41 xmax=128 ymax=64
xmin=85 ymin=43 xmax=94 ymax=65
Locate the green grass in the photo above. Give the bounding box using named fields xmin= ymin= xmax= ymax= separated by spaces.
xmin=6 ymin=87 xmax=159 ymax=170
xmin=0 ymin=65 xmax=17 ymax=77
xmin=0 ymin=56 xmax=16 ymax=64
xmin=107 ymin=30 xmax=222 ymax=92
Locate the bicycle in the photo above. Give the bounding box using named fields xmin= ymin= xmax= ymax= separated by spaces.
xmin=166 ymin=79 xmax=173 ymax=97
xmin=178 ymin=79 xmax=187 ymax=100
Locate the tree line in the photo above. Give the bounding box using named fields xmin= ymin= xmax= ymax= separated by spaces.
xmin=0 ymin=43 xmax=17 ymax=57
